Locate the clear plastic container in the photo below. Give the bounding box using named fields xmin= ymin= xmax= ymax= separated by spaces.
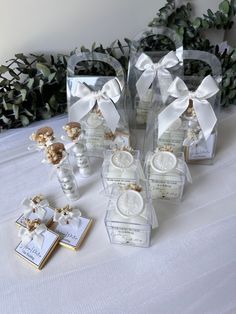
xmin=101 ymin=149 xmax=145 ymax=193
xmin=104 ymin=183 xmax=155 ymax=248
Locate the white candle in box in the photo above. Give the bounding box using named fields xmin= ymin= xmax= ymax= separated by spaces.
xmin=106 ymin=150 xmax=136 ymax=184
xmin=147 ymin=151 xmax=185 ymax=200
xmin=107 ymin=190 xmax=149 ymax=246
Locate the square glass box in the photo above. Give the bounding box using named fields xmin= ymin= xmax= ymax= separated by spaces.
xmin=104 ymin=184 xmax=153 ymax=248
xmin=101 ymin=149 xmax=144 ymax=193
xmin=144 ymin=151 xmax=187 ymax=201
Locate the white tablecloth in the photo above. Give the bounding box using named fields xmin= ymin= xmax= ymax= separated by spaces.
xmin=0 ymin=109 xmax=236 ymax=314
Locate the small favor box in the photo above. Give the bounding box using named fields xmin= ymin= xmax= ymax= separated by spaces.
xmin=15 ymin=229 xmax=60 ymax=270
xmin=145 ymin=151 xmax=189 ymax=201
xmin=101 ymin=149 xmax=144 ymax=193
xmin=52 ymin=217 xmax=92 ymax=251
xmin=104 ymin=184 xmax=154 ymax=248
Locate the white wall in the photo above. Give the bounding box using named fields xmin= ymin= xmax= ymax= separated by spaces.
xmin=1 ymin=0 xmax=234 ymax=65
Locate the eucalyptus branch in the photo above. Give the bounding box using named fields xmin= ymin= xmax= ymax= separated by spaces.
xmin=1 ymin=0 xmax=236 ymax=129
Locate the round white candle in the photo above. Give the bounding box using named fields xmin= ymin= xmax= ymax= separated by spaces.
xmin=111 ymin=151 xmax=134 ymax=169
xmin=150 ymin=151 xmax=177 ymax=174
xmin=116 ymin=190 xmax=144 ymax=218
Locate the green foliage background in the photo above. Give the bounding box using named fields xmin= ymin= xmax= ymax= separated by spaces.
xmin=0 ymin=0 xmax=235 ymax=129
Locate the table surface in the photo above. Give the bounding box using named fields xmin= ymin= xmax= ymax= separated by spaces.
xmin=0 ymin=108 xmax=236 ymax=314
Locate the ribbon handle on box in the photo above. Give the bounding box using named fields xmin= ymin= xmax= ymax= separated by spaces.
xmin=158 ymin=75 xmax=219 ymax=140
xmin=69 ymin=78 xmax=121 ymax=133
xmin=135 ymin=51 xmax=180 ymax=103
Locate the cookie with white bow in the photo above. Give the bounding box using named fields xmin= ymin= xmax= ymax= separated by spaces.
xmin=15 ymin=218 xmax=60 ymax=270
xmin=51 ymin=205 xmax=93 ymax=251
xmin=15 ymin=195 xmax=55 ymax=228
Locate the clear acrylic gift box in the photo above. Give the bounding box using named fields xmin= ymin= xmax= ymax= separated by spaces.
xmin=104 ymin=183 xmax=157 ymax=248
xmin=144 ymin=150 xmax=191 ymax=201
xmin=101 ymin=148 xmax=145 ymax=193
xmin=67 ymin=52 xmax=129 ymax=157
xmin=144 ymin=50 xmax=222 ymax=165
xmin=127 ymin=26 xmax=183 ymax=130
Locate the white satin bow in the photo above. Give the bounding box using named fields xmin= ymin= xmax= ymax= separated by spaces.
xmin=18 ymin=224 xmax=47 ymax=249
xmin=22 ymin=197 xmax=48 ymax=220
xmin=53 ymin=208 xmax=82 ymax=229
xmin=158 ymin=75 xmax=219 ymax=139
xmin=69 ymin=78 xmax=121 ymax=133
xmin=135 ymin=51 xmax=180 ymax=102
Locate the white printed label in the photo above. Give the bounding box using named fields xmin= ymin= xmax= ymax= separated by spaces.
xmin=147 ymin=165 xmax=184 ymax=200
xmin=15 ymin=230 xmax=59 ymax=268
xmin=107 ymin=223 xmax=149 ymax=247
xmin=53 ymin=217 xmax=91 ymax=249
xmin=149 ymin=175 xmax=183 ymax=200
xmin=187 ymin=133 xmax=216 ymax=160
xmin=106 ymin=177 xmax=136 ymax=187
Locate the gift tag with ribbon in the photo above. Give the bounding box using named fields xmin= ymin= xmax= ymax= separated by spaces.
xmin=15 ymin=195 xmax=55 ymax=228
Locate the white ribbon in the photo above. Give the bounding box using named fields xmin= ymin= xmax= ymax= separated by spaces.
xmin=135 ymin=51 xmax=180 ymax=103
xmin=158 ymin=75 xmax=219 ymax=140
xmin=69 ymin=78 xmax=121 ymax=133
xmin=53 ymin=208 xmax=82 ymax=229
xmin=18 ymin=224 xmax=47 ymax=249
xmin=22 ymin=197 xmax=48 ymax=220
